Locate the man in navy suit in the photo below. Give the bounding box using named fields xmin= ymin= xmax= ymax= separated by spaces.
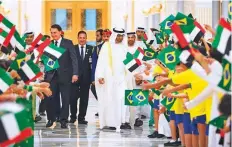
xmin=69 ymin=31 xmax=93 ymax=125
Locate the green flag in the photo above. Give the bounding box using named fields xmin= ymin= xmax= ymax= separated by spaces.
xmin=10 ymin=51 xmax=26 ymax=70
xmin=157 ymin=45 xmax=181 ymax=70
xmin=159 ymin=14 xmax=175 ymax=35
xmin=208 ymin=115 xmax=227 ymax=129
xmin=217 ymin=58 xmax=231 ymax=92
xmin=41 ymin=55 xmax=60 ymax=72
xmin=174 ymin=12 xmax=194 ymax=26
xmin=133 ymin=89 xmax=149 ymax=106
xmin=143 ymin=48 xmax=157 ymax=61
xmin=161 ymin=96 xmax=176 ymax=110
xmin=0 ymin=67 xmax=14 ymax=94
xmin=212 ymin=18 xmax=231 ymax=61
xmin=125 ymin=90 xmax=135 ymax=106
xmin=125 ymin=89 xmax=149 ymax=106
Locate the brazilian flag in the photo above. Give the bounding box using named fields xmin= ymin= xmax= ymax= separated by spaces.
xmin=125 ymin=89 xmax=149 ymax=106
xmin=174 ymin=12 xmax=194 ymax=26
xmin=161 ymin=96 xmax=176 ymax=110
xmin=156 ymin=45 xmax=181 ymax=70
xmin=217 ymin=58 xmax=231 ymax=92
xmin=9 ymin=51 xmax=26 ymax=70
xmin=41 ymin=55 xmax=60 ymax=72
xmin=159 ymin=14 xmax=175 ymax=35
xmin=143 ymin=48 xmax=157 ymax=61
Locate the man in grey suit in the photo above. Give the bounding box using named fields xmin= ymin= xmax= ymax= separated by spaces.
xmin=44 ymin=24 xmax=78 ymax=129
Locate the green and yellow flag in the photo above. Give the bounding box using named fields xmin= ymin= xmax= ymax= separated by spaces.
xmin=125 ymin=89 xmax=149 ymax=106
xmin=161 ymin=96 xmax=176 ymax=110
xmin=217 ymin=58 xmax=231 ymax=92
xmin=156 ymin=45 xmax=181 ymax=70
xmin=174 ymin=12 xmax=194 ymax=26
xmin=159 ymin=14 xmax=175 ymax=35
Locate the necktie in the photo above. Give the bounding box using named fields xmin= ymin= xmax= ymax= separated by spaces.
xmin=54 ymin=41 xmax=58 ymax=46
xmin=81 ymin=46 xmax=84 ymax=60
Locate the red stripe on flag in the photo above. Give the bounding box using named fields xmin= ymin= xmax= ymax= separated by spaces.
xmin=135 ymin=59 xmax=142 ymax=66
xmin=0 ymin=127 xmax=33 ymax=147
xmin=143 ymin=33 xmax=148 ymax=41
xmin=171 ymin=23 xmax=189 ymax=49
xmin=189 ymin=48 xmax=199 ymax=56
xmin=3 ymin=25 xmax=15 ymax=47
xmin=194 ymin=21 xmax=206 ymax=33
xmin=25 ymin=33 xmax=43 ymax=54
xmin=137 ymin=47 xmax=145 ymax=55
xmin=0 ymin=28 xmax=3 ymax=33
xmin=219 ymin=18 xmax=232 ymax=31
xmin=0 ymin=14 xmax=4 ymax=23
xmin=35 ymin=39 xmax=51 ymax=63
xmin=25 ymin=72 xmax=43 ymax=85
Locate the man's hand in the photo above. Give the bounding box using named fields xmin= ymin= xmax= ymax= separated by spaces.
xmin=72 ymin=75 xmax=78 ymax=83
xmin=98 ymin=78 xmax=105 ymax=84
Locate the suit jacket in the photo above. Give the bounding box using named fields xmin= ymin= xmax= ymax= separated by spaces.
xmin=75 ymin=44 xmax=93 ymax=84
xmin=91 ymin=42 xmax=104 ymax=82
xmin=44 ymin=38 xmax=78 ymax=84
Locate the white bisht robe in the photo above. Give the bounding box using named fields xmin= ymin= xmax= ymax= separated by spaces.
xmin=95 ymin=41 xmax=128 ymax=129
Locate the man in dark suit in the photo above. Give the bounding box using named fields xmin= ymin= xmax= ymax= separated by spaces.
xmin=69 ymin=31 xmax=93 ymax=125
xmin=44 ymin=24 xmax=78 ymax=128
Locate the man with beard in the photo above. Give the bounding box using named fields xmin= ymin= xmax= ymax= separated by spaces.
xmin=91 ymin=29 xmax=112 ymax=116
xmin=95 ymin=28 xmax=130 ymax=131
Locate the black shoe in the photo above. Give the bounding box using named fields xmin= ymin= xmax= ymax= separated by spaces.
xmin=164 ymin=140 xmax=179 ymax=146
xmin=95 ymin=113 xmax=99 ymax=116
xmin=109 ymin=127 xmax=116 ymax=130
xmin=156 ymin=134 xmax=165 ymax=138
xmin=39 ymin=112 xmax=46 ymax=116
xmin=34 ymin=115 xmax=42 ymax=122
xmin=147 ymin=131 xmax=158 ymax=138
xmin=120 ymin=123 xmax=127 ymax=129
xmin=141 ymin=115 xmax=146 ymax=119
xmin=78 ymin=120 xmax=88 ymax=125
xmin=46 ymin=120 xmax=54 ymax=128
xmin=56 ymin=117 xmax=60 ymax=122
xmin=125 ymin=122 xmax=132 ymax=129
xmin=69 ymin=119 xmax=76 ymax=123
xmin=60 ymin=121 xmax=68 ymax=129
xmin=134 ymin=118 xmax=143 ymax=127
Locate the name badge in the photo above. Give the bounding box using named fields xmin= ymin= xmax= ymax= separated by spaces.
xmin=89 ymin=57 xmax=92 ymax=63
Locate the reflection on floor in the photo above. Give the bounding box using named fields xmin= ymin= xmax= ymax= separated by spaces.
xmin=34 ymin=97 xmax=168 ymax=147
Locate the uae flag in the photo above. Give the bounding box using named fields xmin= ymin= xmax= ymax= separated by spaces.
xmin=212 ymin=18 xmax=232 ymax=63
xmin=17 ymin=60 xmax=43 ymax=84
xmin=25 ymin=33 xmax=44 ymax=54
xmin=41 ymin=55 xmax=60 ymax=72
xmin=0 ymin=27 xmax=16 ymax=47
xmin=0 ymin=102 xmax=33 ymax=147
xmin=133 ymin=47 xmax=144 ymax=60
xmin=0 ymin=67 xmax=14 ymax=94
xmin=171 ymin=23 xmax=191 ymax=50
xmin=123 ymin=53 xmax=142 ymax=73
xmin=208 ymin=115 xmax=227 ymax=129
xmin=38 ymin=41 xmax=65 ymax=61
xmin=189 ymin=21 xmax=206 ymax=44
xmin=0 ymin=14 xmax=25 ymax=51
xmin=9 ymin=51 xmax=26 ymax=70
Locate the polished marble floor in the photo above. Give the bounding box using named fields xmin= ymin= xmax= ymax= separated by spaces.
xmin=34 ymin=95 xmax=169 ymax=147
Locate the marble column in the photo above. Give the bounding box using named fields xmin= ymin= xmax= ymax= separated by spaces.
xmin=144 ymin=16 xmax=149 ymax=32
xmin=152 ymin=13 xmax=160 ymax=29
xmin=212 ymin=1 xmax=220 ymax=29
xmin=177 ymin=0 xmax=184 ymax=13
xmin=221 ymin=0 xmax=229 ymax=18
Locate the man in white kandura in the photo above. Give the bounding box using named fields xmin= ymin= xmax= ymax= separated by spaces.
xmin=95 ymin=28 xmax=130 ymax=131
